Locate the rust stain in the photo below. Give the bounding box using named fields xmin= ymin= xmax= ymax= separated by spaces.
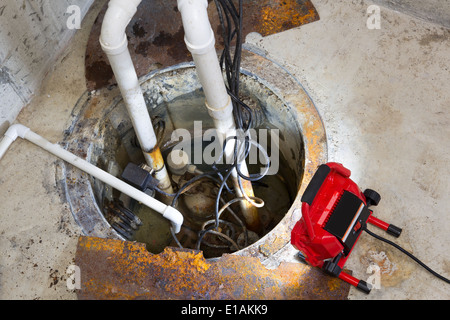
xmin=327 ymin=276 xmax=343 ymax=291
xmin=75 ymin=236 xmax=350 ymax=300
xmin=258 ymin=0 xmax=319 ymax=36
xmin=147 ymin=147 xmax=165 ymax=171
xmin=259 ymin=234 xmax=290 ymax=257
xmin=85 ymin=0 xmax=319 ymax=90
xmin=289 ymin=92 xmax=328 ymax=190
xmin=82 ymin=95 xmax=99 ymax=119
xmin=85 ymin=60 xmax=115 ymax=90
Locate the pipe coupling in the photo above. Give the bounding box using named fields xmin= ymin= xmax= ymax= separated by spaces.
xmin=183 ymin=29 xmax=215 ymax=55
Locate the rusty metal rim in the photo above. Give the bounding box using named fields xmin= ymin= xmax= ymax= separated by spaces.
xmin=233 ymin=47 xmax=328 ymax=261
xmin=62 ymin=47 xmax=327 ymax=261
xmin=75 ymin=236 xmax=350 ymax=300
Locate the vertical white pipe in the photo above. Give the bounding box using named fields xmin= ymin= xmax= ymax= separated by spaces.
xmin=177 ymin=0 xmax=234 ymax=136
xmin=100 ymin=0 xmax=173 ymax=193
xmin=177 ymin=0 xmax=261 ymax=231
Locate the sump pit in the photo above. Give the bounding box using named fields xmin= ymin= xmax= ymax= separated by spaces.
xmin=62 ymin=49 xmax=327 ymax=261
xmin=111 ymin=88 xmax=297 ymax=258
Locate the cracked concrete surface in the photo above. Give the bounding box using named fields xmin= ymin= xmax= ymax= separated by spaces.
xmin=0 ymin=0 xmax=448 ymax=299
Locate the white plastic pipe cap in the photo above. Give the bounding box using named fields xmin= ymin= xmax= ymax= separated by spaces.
xmin=167 ymin=149 xmax=190 ymax=175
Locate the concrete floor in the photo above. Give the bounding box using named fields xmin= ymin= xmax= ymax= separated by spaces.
xmin=0 ymin=0 xmax=449 ymax=299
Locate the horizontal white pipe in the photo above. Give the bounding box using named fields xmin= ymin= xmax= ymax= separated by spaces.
xmin=100 ymin=0 xmax=173 ymax=193
xmin=0 ymin=124 xmax=183 ymax=233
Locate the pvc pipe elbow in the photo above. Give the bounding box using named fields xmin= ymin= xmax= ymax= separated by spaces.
xmin=4 ymin=124 xmax=30 ymax=141
xmin=100 ymin=0 xmax=143 ymax=55
xmin=0 ymin=124 xmax=28 ymax=160
xmin=162 ymin=206 xmax=184 ymax=234
xmin=177 ymin=0 xmax=215 ymax=55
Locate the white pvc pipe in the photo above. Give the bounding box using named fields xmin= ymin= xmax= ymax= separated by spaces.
xmin=177 ymin=0 xmax=234 ymax=137
xmin=100 ymin=0 xmax=173 ymax=193
xmin=0 ymin=124 xmax=183 ymax=233
xmin=100 ymin=0 xmax=152 ymax=150
xmin=177 ymin=0 xmax=261 ymax=231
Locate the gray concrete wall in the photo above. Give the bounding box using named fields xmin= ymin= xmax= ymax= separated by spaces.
xmin=370 ymin=0 xmax=450 ymax=28
xmin=0 ymin=0 xmax=93 ymax=134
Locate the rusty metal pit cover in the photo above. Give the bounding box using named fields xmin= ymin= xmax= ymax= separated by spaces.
xmin=75 ymin=236 xmax=350 ymax=300
xmin=62 ymin=49 xmax=336 ymax=299
xmin=85 ymin=0 xmax=320 ymax=90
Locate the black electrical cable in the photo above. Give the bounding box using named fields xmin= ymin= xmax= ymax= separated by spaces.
xmin=198 ymin=135 xmax=267 ymax=249
xmin=194 ymin=136 xmax=245 ymax=249
xmin=227 ymin=89 xmax=253 ymax=131
xmin=214 ymin=167 xmax=235 ymax=229
xmin=363 ymin=225 xmax=450 ymax=285
xmin=235 ymin=139 xmax=271 ymax=182
xmin=170 ymin=169 xmax=231 ymax=207
xmin=196 ymin=224 xmax=216 ymax=250
xmin=154 ymin=186 xmax=177 ymax=197
xmin=214 ymin=0 xmax=249 ymax=132
xmin=171 ymin=0 xmax=270 ymax=251
xmin=170 ymin=226 xmax=183 ymax=248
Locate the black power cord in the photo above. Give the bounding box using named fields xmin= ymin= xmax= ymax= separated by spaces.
xmin=363 ymin=225 xmax=450 ymax=285
xmin=214 ymin=0 xmax=253 ymax=132
xmin=168 ymin=1 xmax=270 ymax=252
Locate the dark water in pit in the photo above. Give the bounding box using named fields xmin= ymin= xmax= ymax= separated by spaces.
xmin=119 ymin=90 xmax=298 ymax=258
xmin=132 ymin=161 xmax=294 ymax=258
